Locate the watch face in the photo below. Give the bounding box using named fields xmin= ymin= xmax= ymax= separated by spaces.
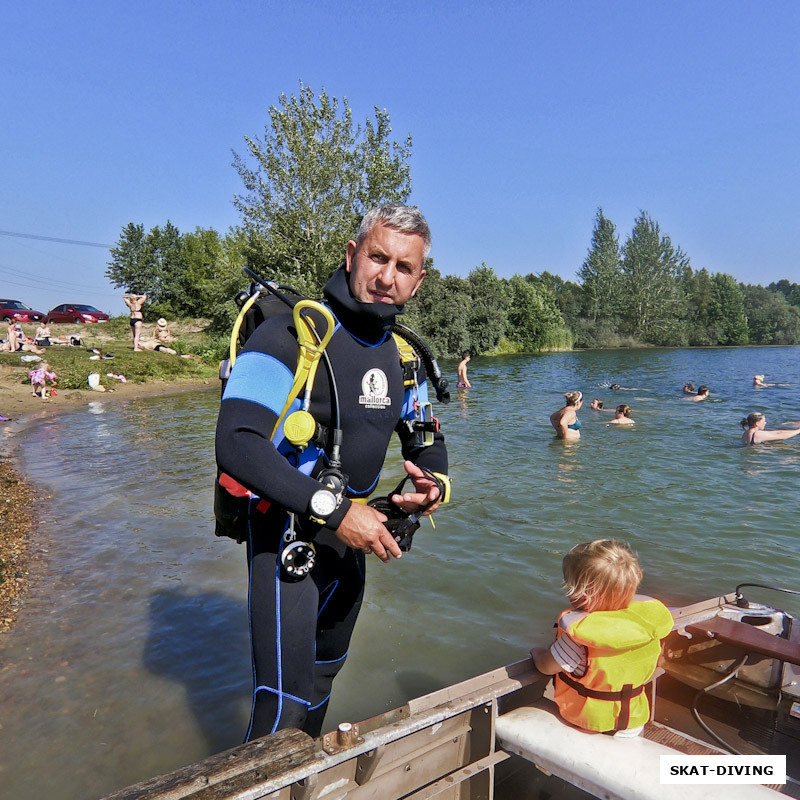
xmin=310 ymin=489 xmax=337 ymax=518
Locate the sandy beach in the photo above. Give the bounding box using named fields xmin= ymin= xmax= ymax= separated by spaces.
xmin=0 ymin=364 xmax=214 ymax=632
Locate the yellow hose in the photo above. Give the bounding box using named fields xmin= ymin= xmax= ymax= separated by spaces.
xmin=229 ymin=292 xmax=260 ymax=367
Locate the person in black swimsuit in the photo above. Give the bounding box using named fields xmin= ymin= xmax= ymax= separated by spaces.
xmin=123 ymin=293 xmax=147 ymax=351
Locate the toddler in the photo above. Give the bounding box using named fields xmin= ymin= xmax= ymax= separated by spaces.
xmin=530 ymin=539 xmax=673 ymax=737
xmin=29 ymin=363 xmax=58 ymax=398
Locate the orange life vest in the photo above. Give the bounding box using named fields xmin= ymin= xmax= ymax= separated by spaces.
xmin=553 ymin=595 xmax=674 ymax=732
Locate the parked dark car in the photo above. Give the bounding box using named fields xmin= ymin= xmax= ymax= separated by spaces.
xmin=45 ymin=304 xmax=110 ymax=324
xmin=0 ymin=298 xmax=45 ymax=323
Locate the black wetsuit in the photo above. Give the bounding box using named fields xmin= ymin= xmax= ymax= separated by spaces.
xmin=215 ymin=267 xmax=448 ymax=739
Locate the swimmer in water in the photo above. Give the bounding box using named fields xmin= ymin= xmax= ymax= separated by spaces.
xmin=689 ymin=385 xmax=709 ymax=402
xmin=740 ymin=413 xmax=800 ymax=445
xmin=550 ymin=391 xmax=583 ymax=440
xmin=456 ymin=351 xmax=471 ymax=389
xmin=608 ymin=404 xmax=635 ymax=425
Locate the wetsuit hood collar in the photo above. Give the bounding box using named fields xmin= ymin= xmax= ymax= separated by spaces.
xmin=323 ymin=264 xmax=402 ymax=340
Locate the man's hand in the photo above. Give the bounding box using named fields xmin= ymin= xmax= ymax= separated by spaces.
xmin=391 ymin=460 xmax=442 ymax=516
xmin=335 ymin=502 xmax=402 ymax=562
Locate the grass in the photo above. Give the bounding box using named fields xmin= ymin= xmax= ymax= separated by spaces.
xmin=1 ymin=316 xmax=221 ymax=390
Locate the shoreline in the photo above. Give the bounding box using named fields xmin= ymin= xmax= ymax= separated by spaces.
xmin=1 ymin=361 xmax=215 ymax=437
xmin=0 ymin=371 xmax=216 ymax=633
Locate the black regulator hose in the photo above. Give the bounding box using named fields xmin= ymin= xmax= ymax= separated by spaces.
xmin=390 ymin=322 xmax=450 ymax=404
xmin=734 ymin=583 xmax=800 ymax=608
xmin=690 ymin=653 xmax=749 ymax=755
xmin=242 ymin=266 xmax=304 ymax=310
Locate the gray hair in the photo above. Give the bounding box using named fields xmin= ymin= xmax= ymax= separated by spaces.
xmin=356 ymin=204 xmax=432 ymax=258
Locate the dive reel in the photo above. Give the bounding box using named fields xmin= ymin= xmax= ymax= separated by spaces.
xmin=368 ymin=469 xmax=446 ymax=552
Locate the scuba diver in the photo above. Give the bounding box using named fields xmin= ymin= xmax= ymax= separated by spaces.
xmin=215 ymin=205 xmax=451 ymax=740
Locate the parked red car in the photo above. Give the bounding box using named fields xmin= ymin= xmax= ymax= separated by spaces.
xmin=0 ymin=298 xmax=45 ymax=323
xmin=45 ymin=304 xmax=110 ymax=324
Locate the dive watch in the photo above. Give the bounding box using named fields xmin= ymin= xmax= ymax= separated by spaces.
xmin=309 ymin=488 xmax=339 ymax=522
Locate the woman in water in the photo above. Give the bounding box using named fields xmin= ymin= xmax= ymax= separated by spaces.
xmin=740 ymin=413 xmax=800 ymax=445
xmin=550 ymin=391 xmax=583 ymax=440
xmin=608 ymin=404 xmax=635 ymax=425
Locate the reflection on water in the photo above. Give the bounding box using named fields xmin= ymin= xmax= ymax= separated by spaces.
xmin=1 ymin=347 xmax=800 ymax=799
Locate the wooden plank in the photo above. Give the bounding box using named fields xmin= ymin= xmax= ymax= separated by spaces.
xmin=686 ymin=617 xmax=800 ymax=666
xmin=101 ymin=729 xmax=315 ymax=800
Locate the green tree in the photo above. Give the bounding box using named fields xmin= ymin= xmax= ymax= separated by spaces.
xmin=465 ymin=264 xmax=508 ymax=354
xmin=708 ymin=273 xmax=749 ymax=345
xmin=233 ymin=83 xmax=412 ymax=295
xmin=173 ymin=227 xmax=226 ymax=317
xmin=743 ymin=285 xmax=800 ymax=344
xmin=404 ymin=266 xmax=472 ymax=358
xmin=578 ymin=208 xmax=622 ymax=322
xmin=506 ymin=275 xmax=570 ymax=351
xmin=205 ymin=229 xmax=250 ymax=331
xmin=620 ymin=212 xmax=687 ymax=345
xmin=682 ymin=267 xmax=718 ymax=345
xmin=145 ymin=221 xmax=186 ymax=314
xmin=106 ymin=222 xmax=150 ymax=294
xmin=769 ymin=280 xmax=800 ymax=308
xmin=526 ymin=272 xmax=584 ymax=332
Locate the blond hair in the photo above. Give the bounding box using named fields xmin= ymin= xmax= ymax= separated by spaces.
xmin=562 ymin=539 xmax=642 ymax=612
xmin=564 ymin=391 xmax=583 ymax=406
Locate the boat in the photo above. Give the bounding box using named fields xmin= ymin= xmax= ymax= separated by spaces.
xmin=102 ymin=587 xmax=800 ymax=799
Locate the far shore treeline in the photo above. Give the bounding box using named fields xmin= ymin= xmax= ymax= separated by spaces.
xmin=106 ymin=84 xmax=800 ymax=359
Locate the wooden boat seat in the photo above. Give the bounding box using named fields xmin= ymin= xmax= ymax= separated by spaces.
xmin=496 ymin=699 xmax=779 ymax=799
xmin=685 ymin=616 xmax=800 ymax=666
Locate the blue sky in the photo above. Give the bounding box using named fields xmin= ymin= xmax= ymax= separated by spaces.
xmin=2 ymin=1 xmax=799 ymax=316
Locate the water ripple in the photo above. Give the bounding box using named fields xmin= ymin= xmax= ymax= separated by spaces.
xmin=1 ymin=348 xmax=800 ymax=798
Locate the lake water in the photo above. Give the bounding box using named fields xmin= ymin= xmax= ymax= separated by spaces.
xmin=1 ymin=346 xmax=799 ymax=799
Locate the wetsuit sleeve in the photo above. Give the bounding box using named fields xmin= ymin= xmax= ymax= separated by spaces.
xmin=215 ymin=317 xmax=351 ymax=526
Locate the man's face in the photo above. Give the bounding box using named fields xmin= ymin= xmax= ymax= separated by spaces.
xmin=345 ymin=222 xmax=426 ymax=305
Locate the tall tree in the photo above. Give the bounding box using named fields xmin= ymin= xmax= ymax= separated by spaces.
xmin=146 ymin=221 xmax=186 ymax=311
xmin=743 ymin=284 xmax=800 ymax=345
xmin=682 ymin=267 xmax=717 ymax=345
xmin=404 ymin=266 xmax=472 ymax=358
xmin=465 ymin=264 xmax=509 ymax=354
xmin=620 ymin=212 xmax=687 ymax=345
xmin=578 ymin=208 xmax=622 ymax=322
xmin=106 ymin=222 xmax=150 ymax=294
xmin=526 ymin=272 xmax=584 ymax=332
xmin=506 ymin=275 xmax=570 ymax=351
xmin=708 ymin=273 xmax=749 ymax=345
xmin=769 ymin=279 xmax=800 ymax=308
xmin=233 ymin=83 xmax=412 ymax=295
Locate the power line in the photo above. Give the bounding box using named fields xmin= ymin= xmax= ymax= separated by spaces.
xmin=0 ymin=230 xmax=113 ymax=249
xmin=0 ymin=263 xmax=120 ymax=301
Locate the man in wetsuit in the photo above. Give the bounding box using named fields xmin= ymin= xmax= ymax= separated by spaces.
xmin=215 ymin=205 xmax=449 ymax=739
